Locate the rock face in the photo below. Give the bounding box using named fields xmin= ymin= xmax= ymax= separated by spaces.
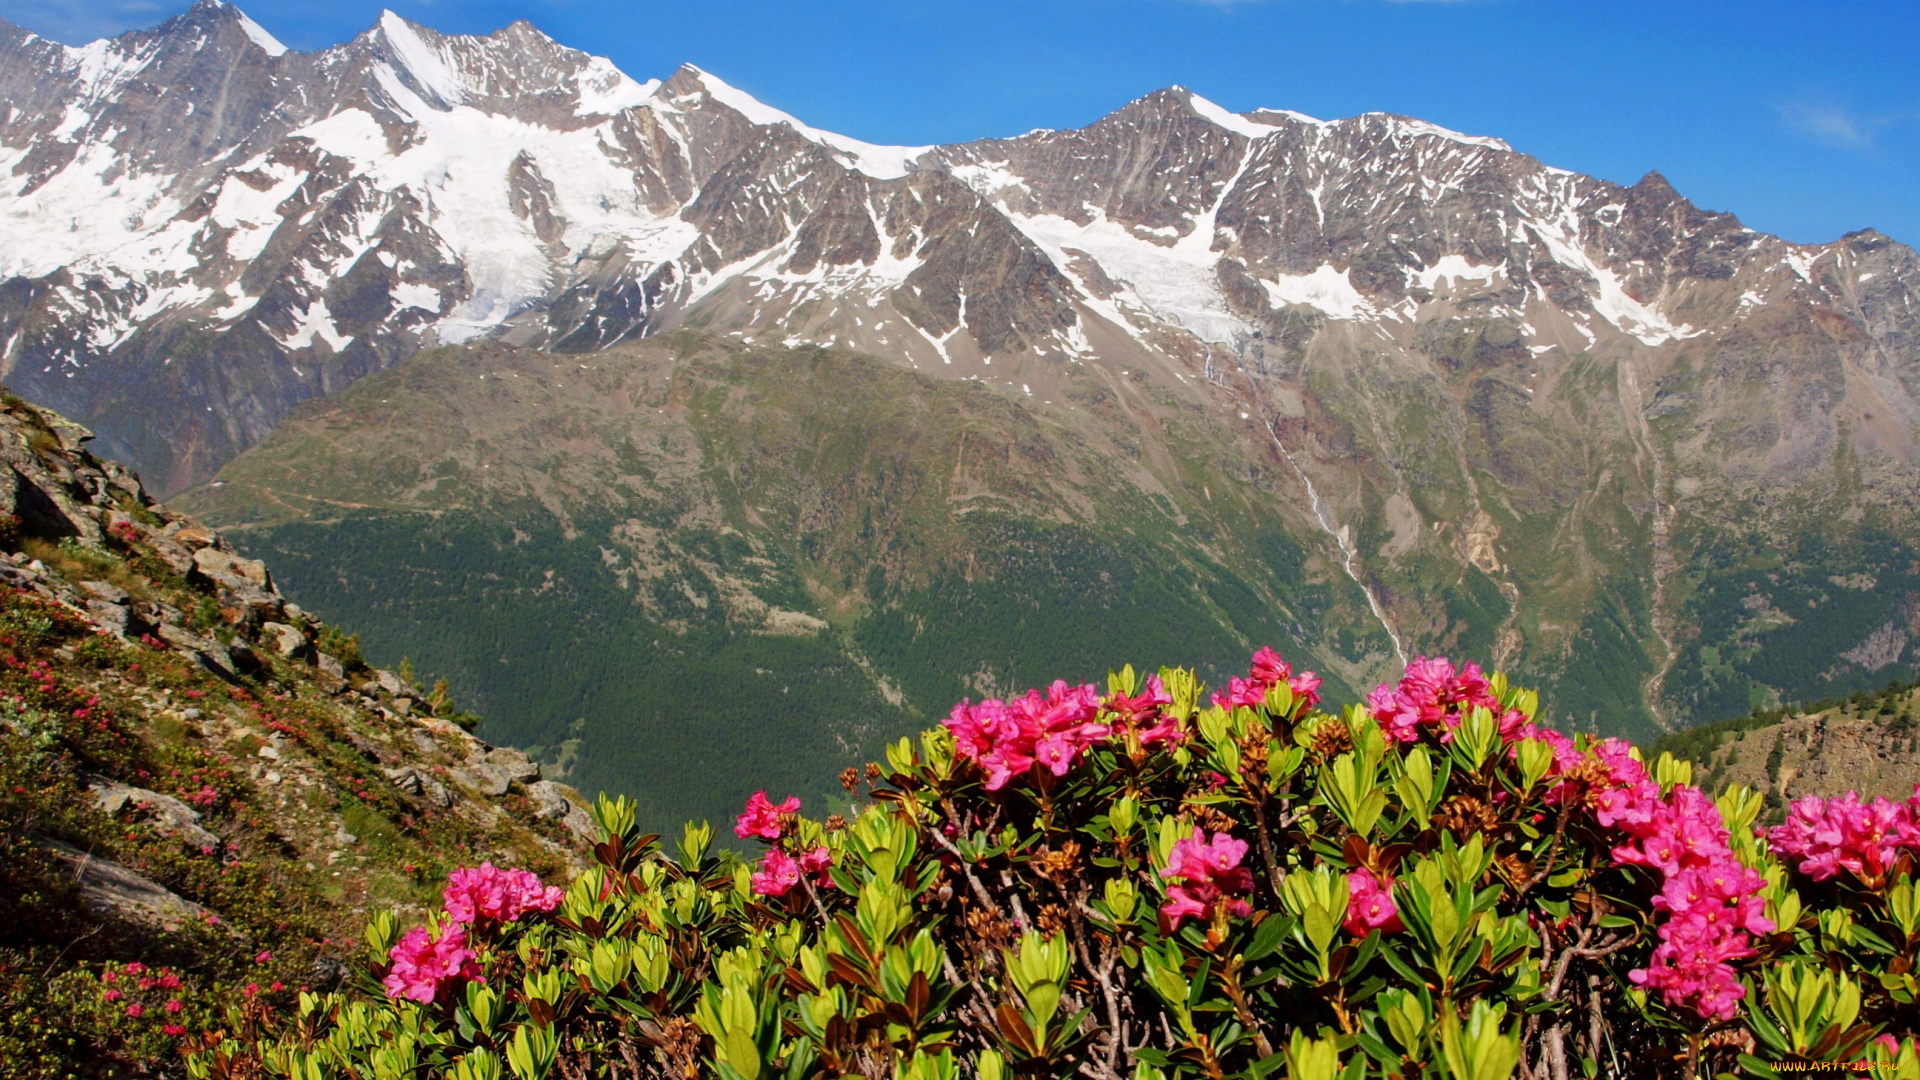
xmin=1688 ymin=688 xmax=1920 ymax=805
xmin=0 ymin=388 xmax=596 ymax=909
xmin=86 ymin=774 xmax=221 ymax=848
xmin=37 ymin=837 xmax=216 ymax=932
xmin=0 ymin=390 xmax=602 ymax=1077
xmin=8 ymin=3 xmax=1920 ymax=740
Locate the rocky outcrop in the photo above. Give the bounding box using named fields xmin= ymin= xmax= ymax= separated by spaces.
xmin=86 ymin=775 xmax=221 ymax=849
xmin=0 ymin=389 xmax=596 ymax=883
xmin=36 ymin=837 xmax=217 ymax=932
xmin=1696 ymin=692 xmax=1920 ymax=804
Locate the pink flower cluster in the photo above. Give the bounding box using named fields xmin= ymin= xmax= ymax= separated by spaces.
xmin=1106 ymin=673 xmax=1182 ymax=747
xmin=946 ymin=681 xmax=1108 ymax=789
xmin=442 ymin=863 xmax=564 ymax=925
xmin=1343 ymin=868 xmax=1404 ymax=936
xmin=383 ymin=923 xmax=483 ymax=1004
xmin=1159 ymin=829 xmax=1253 ymax=930
xmin=751 ymin=845 xmax=834 ymax=897
xmin=1366 ymin=656 xmax=1528 ymax=745
xmin=732 ymin=792 xmax=836 ymax=898
xmin=1593 ymin=756 xmax=1772 ymax=1022
xmin=1366 ymin=650 xmax=1773 ymax=1024
xmin=735 ymin=790 xmax=800 ymax=840
xmin=1768 ymin=787 xmax=1920 ymax=884
xmin=1211 ymin=646 xmax=1322 ymax=712
xmin=383 ymin=863 xmax=561 ymax=1003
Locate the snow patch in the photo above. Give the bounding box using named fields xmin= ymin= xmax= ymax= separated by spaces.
xmin=1181 ymin=90 xmax=1281 ymax=140
xmin=377 ymin=11 xmax=465 ymax=106
xmin=211 ymin=163 xmax=306 ymax=262
xmin=673 ymin=66 xmax=931 ymax=180
xmin=1261 ymin=266 xmax=1373 ymax=320
xmin=1526 ymin=211 xmax=1696 ymax=346
xmin=576 ymin=59 xmax=656 ymax=116
xmin=1412 ymin=256 xmax=1503 ymax=291
xmin=0 ymin=141 xmax=181 ymax=279
xmin=278 ymin=300 xmax=349 ymax=352
xmin=235 ymin=9 xmax=288 ymax=57
xmin=295 ymin=84 xmax=699 ymax=335
xmin=1383 ymin=115 xmax=1511 ymax=151
xmin=390 ymin=281 xmax=443 ymax=313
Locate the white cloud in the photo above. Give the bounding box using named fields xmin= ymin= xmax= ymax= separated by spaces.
xmin=1779 ymin=100 xmax=1883 ymax=150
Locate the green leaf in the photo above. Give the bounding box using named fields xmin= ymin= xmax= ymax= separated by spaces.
xmin=1242 ymin=913 xmax=1292 ymax=962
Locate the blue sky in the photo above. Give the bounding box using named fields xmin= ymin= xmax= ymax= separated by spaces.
xmin=11 ymin=0 xmax=1918 ymax=247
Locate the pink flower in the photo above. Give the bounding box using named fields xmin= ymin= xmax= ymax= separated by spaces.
xmin=126 ymin=1004 xmax=143 ymax=1018
xmin=383 ymin=923 xmax=484 ymax=1004
xmin=1769 ymin=792 xmax=1920 ymax=883
xmin=751 ymin=848 xmax=801 ymax=897
xmin=254 ymin=950 xmax=273 ymax=965
xmin=1212 ymin=675 xmax=1269 ymax=711
xmin=1210 ymin=647 xmax=1322 ymax=713
xmin=163 ymin=1024 xmax=186 ymax=1036
xmin=1107 ymin=675 xmax=1181 ymax=746
xmin=1366 ymin=656 xmax=1524 ymax=745
xmin=1344 ymin=868 xmax=1404 ymax=936
xmin=1288 ymin=671 xmax=1323 ymax=709
xmin=1598 ymin=775 xmax=1771 ymax=1021
xmin=798 ymin=845 xmax=834 ymax=887
xmin=103 ymin=989 xmax=122 ymax=1002
xmin=1249 ymin=646 xmax=1289 ymax=686
xmin=442 ymin=864 xmax=564 ymax=925
xmin=1159 ymin=829 xmax=1253 ymax=930
xmin=945 ymin=681 xmax=1107 ymax=790
xmin=734 ymin=790 xmax=801 ymax=840
xmin=165 ymin=999 xmax=183 ymax=1014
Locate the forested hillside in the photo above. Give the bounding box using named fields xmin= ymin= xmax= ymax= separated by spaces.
xmin=183 ymin=333 xmax=1395 ymax=833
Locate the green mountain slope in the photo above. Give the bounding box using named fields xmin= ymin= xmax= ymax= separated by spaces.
xmin=183 ymin=320 xmax=1920 ymax=834
xmin=182 ymin=333 xmax=1396 ymax=834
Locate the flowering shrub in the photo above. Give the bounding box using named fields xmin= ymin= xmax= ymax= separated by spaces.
xmin=442 ymin=863 xmax=566 ymax=926
xmin=197 ymin=651 xmax=1920 ymax=1080
xmin=382 ymin=923 xmax=485 ymax=1005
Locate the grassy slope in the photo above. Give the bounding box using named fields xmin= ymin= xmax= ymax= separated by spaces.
xmin=184 ymin=324 xmax=1920 ymax=830
xmin=0 ymin=393 xmax=579 ymax=1079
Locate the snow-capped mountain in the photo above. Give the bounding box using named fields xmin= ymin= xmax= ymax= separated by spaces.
xmin=8 ymin=2 xmax=1920 ymax=735
xmin=6 ymin=0 xmax=1914 ymax=498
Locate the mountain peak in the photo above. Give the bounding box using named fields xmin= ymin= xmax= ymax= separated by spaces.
xmin=369 ymin=9 xmax=466 ymax=106
xmin=232 ymin=5 xmax=287 ymax=56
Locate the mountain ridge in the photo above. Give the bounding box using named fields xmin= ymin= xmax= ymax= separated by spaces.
xmin=7 ymin=2 xmax=1920 ymax=779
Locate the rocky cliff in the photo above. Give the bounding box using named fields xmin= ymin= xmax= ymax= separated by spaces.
xmin=0 ymin=390 xmax=589 ymax=1076
xmin=1656 ymin=680 xmax=1920 ymax=809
